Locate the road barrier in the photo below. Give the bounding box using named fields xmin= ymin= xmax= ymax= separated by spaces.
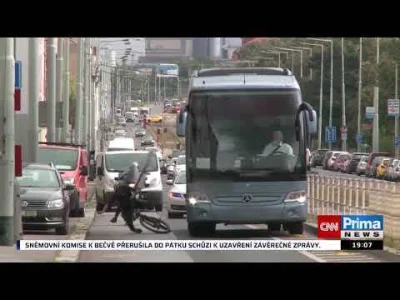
xmin=307 ymin=174 xmax=400 ymax=249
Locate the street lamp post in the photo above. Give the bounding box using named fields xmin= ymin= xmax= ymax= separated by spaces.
xmin=301 ymin=42 xmax=325 ymax=150
xmin=308 ymin=38 xmax=334 ymax=149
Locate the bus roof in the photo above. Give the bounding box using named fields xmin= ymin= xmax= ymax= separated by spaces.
xmin=189 ymin=67 xmax=300 ymax=91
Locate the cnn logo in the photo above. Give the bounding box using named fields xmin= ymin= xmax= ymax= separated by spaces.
xmin=317 ymin=215 xmax=341 ymax=239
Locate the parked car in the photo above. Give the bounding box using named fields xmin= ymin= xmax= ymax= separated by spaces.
xmin=385 ymin=158 xmax=399 ymax=181
xmin=344 ymin=153 xmax=369 ymax=174
xmin=310 ymin=149 xmax=330 ymax=167
xmin=356 ymin=155 xmax=369 ymax=176
xmin=37 ymin=142 xmax=88 ymax=217
xmin=17 ymin=163 xmax=74 ymax=235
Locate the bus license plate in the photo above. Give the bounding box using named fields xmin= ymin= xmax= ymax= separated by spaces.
xmin=22 ymin=211 xmax=37 ymax=217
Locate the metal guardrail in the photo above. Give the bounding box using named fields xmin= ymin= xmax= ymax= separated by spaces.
xmin=307 ymin=174 xmax=400 ymax=249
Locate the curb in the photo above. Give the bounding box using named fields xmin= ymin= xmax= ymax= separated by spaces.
xmin=304 ymin=221 xmax=400 ymax=256
xmin=53 ymin=194 xmax=97 ymax=263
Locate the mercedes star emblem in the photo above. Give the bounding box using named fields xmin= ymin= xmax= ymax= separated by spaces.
xmin=243 ymin=194 xmax=252 ymax=203
xmin=21 ymin=201 xmax=28 ymax=208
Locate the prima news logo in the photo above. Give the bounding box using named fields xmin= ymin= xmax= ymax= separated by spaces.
xmin=317 ymin=215 xmax=384 ymax=239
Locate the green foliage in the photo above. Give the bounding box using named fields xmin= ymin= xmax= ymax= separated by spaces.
xmin=239 ymin=38 xmax=400 ymax=152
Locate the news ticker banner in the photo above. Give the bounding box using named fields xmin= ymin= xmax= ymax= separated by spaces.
xmin=16 ymin=239 xmax=382 ymax=251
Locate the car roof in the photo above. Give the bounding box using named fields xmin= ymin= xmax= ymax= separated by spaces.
xmin=105 ymin=150 xmax=150 ymax=155
xmin=39 ymin=144 xmax=80 ymax=151
xmin=22 ymin=162 xmax=57 ymax=171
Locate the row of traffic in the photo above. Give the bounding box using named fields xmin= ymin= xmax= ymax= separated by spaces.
xmin=310 ymin=149 xmax=399 ymax=181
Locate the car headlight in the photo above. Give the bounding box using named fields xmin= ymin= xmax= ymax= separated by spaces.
xmin=147 ymin=177 xmax=160 ymax=187
xmin=284 ymin=190 xmax=306 ymax=203
xmin=188 ymin=193 xmax=211 ymax=205
xmin=129 ymin=183 xmax=136 ymax=188
xmin=48 ymin=199 xmax=64 ymax=208
xmin=64 ymin=178 xmax=74 ymax=185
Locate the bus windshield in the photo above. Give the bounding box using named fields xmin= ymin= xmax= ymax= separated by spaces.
xmin=187 ymin=89 xmax=305 ymax=181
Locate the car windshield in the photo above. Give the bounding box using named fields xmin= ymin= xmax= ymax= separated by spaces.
xmin=187 ymin=89 xmax=305 ymax=181
xmin=37 ymin=148 xmax=79 ymax=171
xmin=175 ymin=171 xmax=187 ymax=184
xmin=17 ymin=168 xmax=60 ymax=188
xmin=105 ymin=152 xmax=158 ymax=172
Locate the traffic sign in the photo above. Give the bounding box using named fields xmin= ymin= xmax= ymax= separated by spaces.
xmin=365 ymin=107 xmax=374 ymax=120
xmin=325 ymin=126 xmax=337 ymax=143
xmin=355 ymin=134 xmax=363 ymax=144
xmin=388 ymin=99 xmax=400 ymax=117
xmin=15 ymin=60 xmax=21 ymax=89
xmin=394 ymin=136 xmax=400 ymax=148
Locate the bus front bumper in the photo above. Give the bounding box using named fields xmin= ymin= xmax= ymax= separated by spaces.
xmin=186 ymin=202 xmax=307 ymax=224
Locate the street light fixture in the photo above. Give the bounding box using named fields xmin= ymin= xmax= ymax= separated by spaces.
xmin=291 ymin=46 xmax=313 ymax=80
xmin=272 ymin=47 xmax=303 ymax=78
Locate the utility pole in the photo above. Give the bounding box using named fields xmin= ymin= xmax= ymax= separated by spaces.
xmin=91 ymin=40 xmax=98 ymax=153
xmin=83 ymin=38 xmax=90 ymax=147
xmin=395 ymin=63 xmax=399 ymax=157
xmin=357 ymin=38 xmax=363 ymax=152
xmin=154 ymin=72 xmax=157 ymax=103
xmin=61 ymin=38 xmax=70 ymax=143
xmin=328 ymin=41 xmax=334 ymax=150
xmin=55 ymin=38 xmax=64 ymax=142
xmin=341 ymin=38 xmax=347 ymax=151
xmin=318 ymin=46 xmax=324 ymax=149
xmin=75 ymin=38 xmax=84 ymax=144
xmin=372 ymin=38 xmax=380 ymax=152
xmin=147 ymin=76 xmax=150 ymax=103
xmin=0 ymin=38 xmax=15 ymax=245
xmin=46 ymin=38 xmax=57 ymax=142
xmin=28 ymin=38 xmax=40 ymax=163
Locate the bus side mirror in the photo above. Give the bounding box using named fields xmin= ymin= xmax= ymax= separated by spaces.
xmin=178 ymin=105 xmax=187 ymax=124
xmin=306 ymin=109 xmax=317 ymax=135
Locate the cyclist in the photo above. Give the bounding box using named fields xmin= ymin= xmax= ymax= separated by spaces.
xmin=98 ymin=162 xmax=144 ymax=233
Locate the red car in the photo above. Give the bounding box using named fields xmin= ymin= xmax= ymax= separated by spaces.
xmin=38 ymin=142 xmax=89 ymax=217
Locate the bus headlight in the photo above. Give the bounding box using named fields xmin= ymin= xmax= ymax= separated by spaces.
xmin=188 ymin=193 xmax=211 ymax=205
xmin=284 ymin=190 xmax=306 ymax=203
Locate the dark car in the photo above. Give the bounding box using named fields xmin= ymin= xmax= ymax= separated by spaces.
xmin=322 ymin=151 xmax=334 ymax=170
xmin=141 ymin=137 xmax=155 ymax=146
xmin=344 ymin=152 xmax=369 ymax=174
xmin=365 ymin=152 xmax=391 ymax=177
xmin=135 ymin=129 xmax=146 ymax=137
xmin=310 ymin=149 xmax=329 ymax=167
xmin=17 ymin=163 xmax=74 ymax=235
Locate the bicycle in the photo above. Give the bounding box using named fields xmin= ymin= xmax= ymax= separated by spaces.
xmin=129 ymin=191 xmax=171 ymax=234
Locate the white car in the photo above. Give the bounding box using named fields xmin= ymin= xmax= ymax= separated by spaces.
xmin=145 ymin=147 xmax=162 ymax=160
xmin=174 ymin=155 xmax=186 ymax=177
xmin=95 ymin=150 xmax=163 ymax=212
xmin=114 ymin=129 xmax=127 ymax=138
xmin=166 ymin=170 xmax=186 ymax=218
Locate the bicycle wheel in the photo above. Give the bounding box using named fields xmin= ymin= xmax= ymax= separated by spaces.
xmin=139 ymin=214 xmax=171 ymax=234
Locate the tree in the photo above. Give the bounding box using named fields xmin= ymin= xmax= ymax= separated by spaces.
xmin=239 ymin=38 xmax=400 ymax=152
